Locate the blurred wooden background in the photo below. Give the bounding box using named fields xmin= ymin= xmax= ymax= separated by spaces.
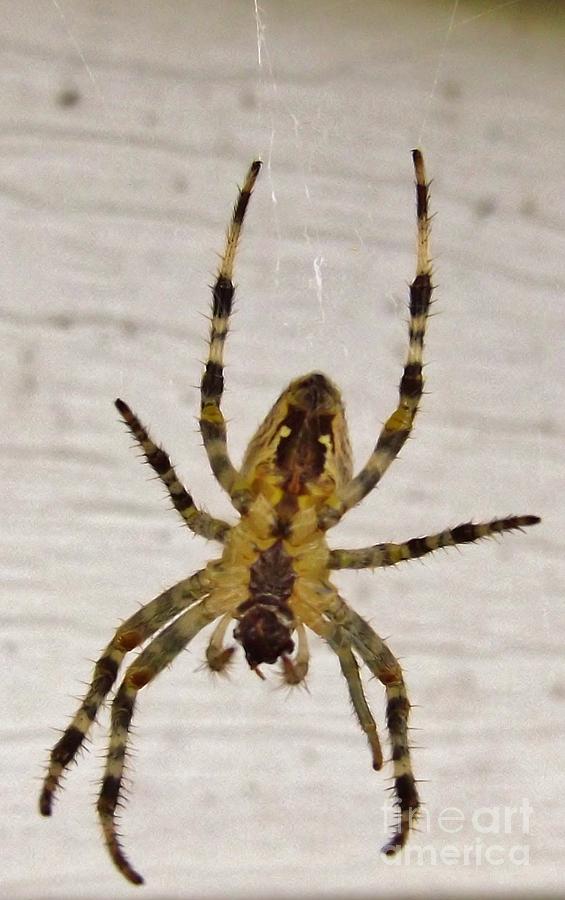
xmin=1 ymin=1 xmax=563 ymax=897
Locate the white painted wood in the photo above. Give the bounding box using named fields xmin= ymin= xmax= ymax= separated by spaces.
xmin=2 ymin=1 xmax=563 ymax=896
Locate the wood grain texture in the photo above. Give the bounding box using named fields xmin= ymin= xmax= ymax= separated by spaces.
xmin=1 ymin=1 xmax=563 ymax=896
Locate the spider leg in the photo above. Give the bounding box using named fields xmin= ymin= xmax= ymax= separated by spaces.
xmin=200 ymin=161 xmax=262 ymax=512
xmin=321 ymin=150 xmax=432 ymax=528
xmin=326 ymin=630 xmax=383 ymax=770
xmin=97 ymin=600 xmax=216 ymax=885
xmin=326 ymin=596 xmax=419 ymax=854
xmin=39 ymin=568 xmax=211 ymax=817
xmin=115 ymin=398 xmax=230 ymax=542
xmin=329 ymin=514 xmax=541 ymax=569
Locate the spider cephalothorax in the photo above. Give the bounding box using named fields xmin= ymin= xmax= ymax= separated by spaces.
xmin=234 ymin=541 xmax=296 ymax=671
xmin=40 ymin=154 xmax=540 ymax=885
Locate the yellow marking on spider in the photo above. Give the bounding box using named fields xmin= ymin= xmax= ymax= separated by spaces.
xmin=200 ymin=404 xmax=225 ymax=425
xmin=384 ymin=407 xmax=412 ymax=432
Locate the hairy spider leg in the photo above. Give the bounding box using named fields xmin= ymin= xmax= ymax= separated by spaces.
xmin=97 ymin=600 xmax=216 ymax=885
xmin=329 ymin=514 xmax=541 ymax=570
xmin=327 ymin=631 xmax=384 ymax=770
xmin=39 ymin=569 xmax=211 ymax=817
xmin=326 ymin=596 xmax=419 ymax=854
xmin=115 ymin=398 xmax=230 ymax=543
xmin=200 ymin=160 xmax=262 ymax=510
xmin=320 ymin=149 xmax=432 ymax=529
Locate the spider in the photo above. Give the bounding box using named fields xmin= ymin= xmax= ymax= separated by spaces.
xmin=40 ymin=152 xmax=540 ymax=885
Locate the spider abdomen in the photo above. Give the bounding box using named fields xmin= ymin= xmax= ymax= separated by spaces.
xmin=240 ymin=372 xmax=353 ymax=511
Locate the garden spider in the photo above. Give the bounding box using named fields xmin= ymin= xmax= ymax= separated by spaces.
xmin=40 ymin=152 xmax=540 ymax=885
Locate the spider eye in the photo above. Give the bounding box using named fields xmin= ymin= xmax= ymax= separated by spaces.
xmin=234 ymin=606 xmax=294 ymax=667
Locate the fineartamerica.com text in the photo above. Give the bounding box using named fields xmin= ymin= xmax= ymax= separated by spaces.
xmin=382 ymin=799 xmax=532 ymax=867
